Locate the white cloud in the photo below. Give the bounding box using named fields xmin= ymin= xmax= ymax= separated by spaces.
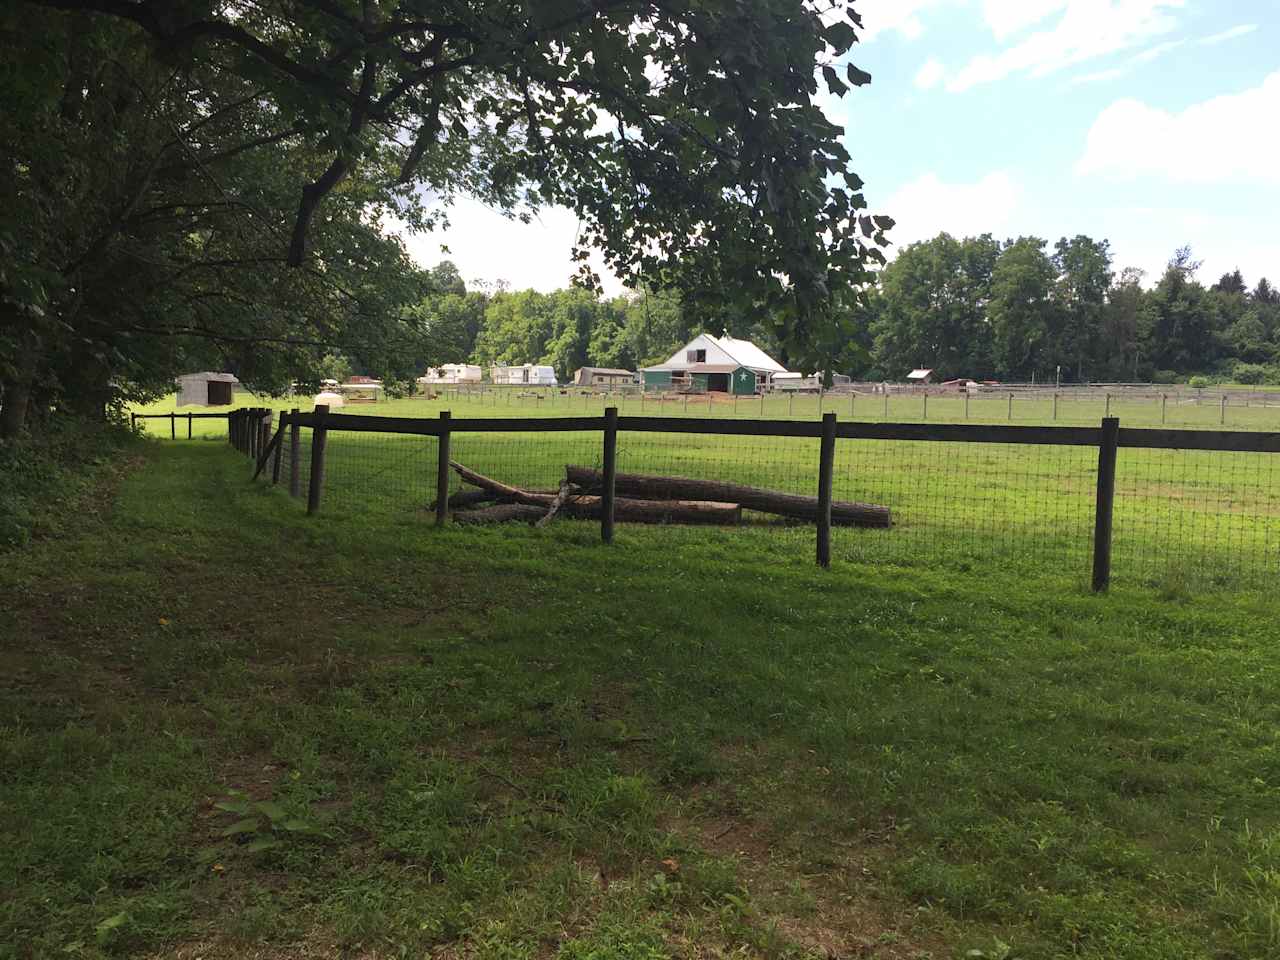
xmin=946 ymin=0 xmax=1184 ymax=92
xmin=1076 ymin=71 xmax=1280 ymax=184
xmin=857 ymin=0 xmax=948 ymax=42
xmin=982 ymin=0 xmax=1068 ymax=40
xmin=1199 ymin=23 xmax=1257 ymax=45
xmin=1067 ymin=36 xmax=1183 ymax=84
xmin=879 ymin=171 xmax=1022 ymax=248
xmin=914 ymin=58 xmax=946 ymax=90
xmin=393 ymin=197 xmax=626 ymax=295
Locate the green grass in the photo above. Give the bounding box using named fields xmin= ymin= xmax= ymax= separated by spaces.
xmin=3 ymin=441 xmax=1280 ymax=959
xmin=133 ymin=391 xmax=1280 ymax=589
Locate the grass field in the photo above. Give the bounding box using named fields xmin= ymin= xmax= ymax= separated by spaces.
xmin=3 ymin=440 xmax=1280 ymax=959
xmin=132 ymin=393 xmax=1280 ymax=589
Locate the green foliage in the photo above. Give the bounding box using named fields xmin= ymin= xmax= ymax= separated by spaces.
xmin=1230 ymin=362 xmax=1271 ymax=385
xmin=211 ymin=788 xmax=331 ymax=856
xmin=2 ymin=0 xmax=888 ymax=433
xmin=1189 ymin=375 xmax=1210 ymax=389
xmin=0 ymin=417 xmax=135 ymax=548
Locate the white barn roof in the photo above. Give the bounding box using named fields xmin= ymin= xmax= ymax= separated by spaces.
xmin=644 ymin=334 xmax=787 ymax=374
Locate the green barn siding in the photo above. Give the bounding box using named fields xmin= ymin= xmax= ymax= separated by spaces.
xmin=643 ymin=370 xmax=672 ymax=389
xmin=691 ymin=373 xmax=709 ymax=392
xmin=731 ymin=366 xmax=757 ymax=395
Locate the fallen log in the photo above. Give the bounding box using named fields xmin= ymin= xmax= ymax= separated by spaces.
xmin=429 ymin=488 xmax=499 ymax=511
xmin=452 ymin=504 xmax=546 ymax=525
xmin=565 ymin=466 xmax=891 ymax=528
xmin=450 ymin=461 xmax=741 ymax=524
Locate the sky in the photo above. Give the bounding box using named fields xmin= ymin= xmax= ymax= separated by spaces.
xmin=395 ymin=0 xmax=1280 ymax=295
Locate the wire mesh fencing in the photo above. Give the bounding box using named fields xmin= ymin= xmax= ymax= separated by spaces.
xmin=242 ymin=407 xmax=1280 ymax=591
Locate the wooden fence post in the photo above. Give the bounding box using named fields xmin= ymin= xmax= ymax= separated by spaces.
xmin=170 ymin=411 xmax=176 ymax=439
xmin=288 ymin=408 xmax=301 ymax=497
xmin=602 ymin=406 xmax=618 ymax=544
xmin=816 ymin=413 xmax=837 ymax=568
xmin=964 ymin=392 xmax=970 ymax=419
xmin=1220 ymin=394 xmax=1227 ymax=425
xmin=850 ymin=392 xmax=855 ymax=418
xmin=1053 ymin=392 xmax=1058 ymax=420
xmin=1007 ymin=393 xmax=1013 ymax=420
xmin=788 ymin=392 xmax=794 ymax=418
xmin=187 ymin=412 xmax=193 ymax=439
xmin=271 ymin=411 xmax=285 ymax=484
xmin=435 ymin=410 xmax=451 ymax=526
xmin=131 ymin=412 xmax=138 ymax=432
xmin=1104 ymin=393 xmax=1111 ymax=417
xmin=1161 ymin=393 xmax=1167 ymax=424
xmin=259 ymin=410 xmax=271 ymax=458
xmin=307 ymin=404 xmax=329 ymax=516
xmin=1091 ymin=417 xmax=1120 ymax=592
xmin=922 ymin=393 xmax=928 ymax=421
xmin=883 ymin=390 xmax=889 ymax=419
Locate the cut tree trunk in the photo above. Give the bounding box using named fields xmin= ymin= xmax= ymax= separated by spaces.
xmin=452 ymin=504 xmax=546 ymax=524
xmin=450 ymin=461 xmax=741 ymax=524
xmin=565 ymin=466 xmax=891 ymax=528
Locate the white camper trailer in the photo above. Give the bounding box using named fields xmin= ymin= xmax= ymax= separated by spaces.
xmin=419 ymin=364 xmax=483 ymax=385
xmin=490 ymin=364 xmax=558 ymax=386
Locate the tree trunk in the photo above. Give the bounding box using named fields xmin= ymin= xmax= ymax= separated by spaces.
xmin=450 ymin=461 xmax=742 ymax=524
xmin=0 ymin=326 xmax=37 ymax=440
xmin=565 ymin=466 xmax=892 ymax=528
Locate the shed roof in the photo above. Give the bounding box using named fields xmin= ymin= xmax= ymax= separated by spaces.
xmin=577 ymin=367 xmax=635 ymax=376
xmin=907 ymin=368 xmax=934 ymax=380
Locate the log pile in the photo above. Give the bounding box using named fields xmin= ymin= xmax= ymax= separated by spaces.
xmin=440 ymin=461 xmax=891 ymax=529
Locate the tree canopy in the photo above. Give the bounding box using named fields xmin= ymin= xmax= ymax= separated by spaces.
xmin=1 ymin=0 xmax=889 ymax=435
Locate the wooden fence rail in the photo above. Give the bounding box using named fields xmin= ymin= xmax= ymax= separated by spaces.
xmin=228 ymin=406 xmax=1280 ymax=591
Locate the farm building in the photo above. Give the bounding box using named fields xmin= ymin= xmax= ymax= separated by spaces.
xmin=492 ymin=364 xmax=558 ymax=386
xmin=419 ymin=364 xmax=483 ymax=385
xmin=337 ymin=379 xmax=383 ymax=403
xmin=906 ymin=368 xmax=934 ymax=384
xmin=641 ymin=334 xmax=788 ymax=394
xmin=772 ymin=371 xmax=852 ymax=392
xmin=572 ymin=367 xmax=637 ymax=387
xmin=175 ymin=372 xmax=239 ymax=407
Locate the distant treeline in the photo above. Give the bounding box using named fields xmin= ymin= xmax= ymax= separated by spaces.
xmin=393 ymin=239 xmax=1280 ymax=385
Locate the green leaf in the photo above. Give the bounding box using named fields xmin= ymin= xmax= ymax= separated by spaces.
xmin=220 ymin=817 xmax=260 ymax=838
xmin=254 ymin=800 xmax=287 ymax=822
xmin=846 ymin=64 xmax=873 ymax=87
xmin=95 ymin=912 xmax=130 ymax=945
xmin=873 ymin=215 xmax=896 ymax=231
xmin=213 ymin=799 xmax=252 ymax=815
xmin=245 ymin=838 xmax=282 ymax=853
xmin=280 ymin=818 xmax=319 ymax=833
xmin=821 ymin=65 xmax=845 ymax=95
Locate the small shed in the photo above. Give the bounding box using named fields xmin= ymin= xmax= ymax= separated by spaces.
xmin=573 ymin=367 xmax=637 ymax=387
xmin=906 ymin=368 xmax=934 ymax=384
xmin=175 ymin=372 xmax=239 ymax=407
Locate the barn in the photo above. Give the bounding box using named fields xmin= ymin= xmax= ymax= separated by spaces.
xmin=640 ymin=334 xmax=788 ymax=394
xmin=175 ymin=372 xmax=239 ymax=407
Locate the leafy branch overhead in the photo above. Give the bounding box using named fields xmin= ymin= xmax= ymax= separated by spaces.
xmin=21 ymin=0 xmax=890 ymax=372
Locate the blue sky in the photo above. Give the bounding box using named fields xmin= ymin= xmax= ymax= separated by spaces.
xmin=399 ymin=0 xmax=1280 ymax=294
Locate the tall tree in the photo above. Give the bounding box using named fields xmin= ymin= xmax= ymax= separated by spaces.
xmin=989 ymin=238 xmax=1057 ymax=381
xmin=1052 ymin=235 xmax=1112 ymax=381
xmin=4 ymin=0 xmax=889 ymax=437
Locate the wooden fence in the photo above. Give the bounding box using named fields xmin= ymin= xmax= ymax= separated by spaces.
xmin=131 ymin=410 xmax=232 ymax=439
xmin=224 ymin=405 xmax=1280 ymax=593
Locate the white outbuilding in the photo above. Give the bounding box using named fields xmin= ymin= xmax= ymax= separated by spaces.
xmin=491 ymin=364 xmax=558 ymax=386
xmin=419 ymin=364 xmax=484 ymax=385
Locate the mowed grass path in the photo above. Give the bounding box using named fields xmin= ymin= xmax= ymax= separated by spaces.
xmin=3 ymin=442 xmax=1280 ymax=959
